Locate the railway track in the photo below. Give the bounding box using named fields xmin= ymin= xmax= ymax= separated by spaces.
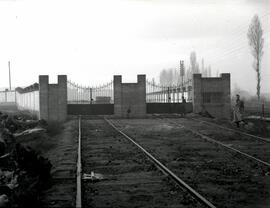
xmin=76 ymin=117 xmax=216 ymax=208
xmin=162 ymin=117 xmax=270 ymax=168
xmin=76 ymin=116 xmax=82 ymax=208
xmin=189 ymin=117 xmax=270 ymax=142
xmin=112 ymin=118 xmax=270 ymax=208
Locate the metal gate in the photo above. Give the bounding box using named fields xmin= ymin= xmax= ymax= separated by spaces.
xmin=145 ymin=79 xmax=193 ymax=114
xmin=67 ymin=80 xmax=114 ymax=115
xmin=146 ymin=79 xmax=192 ymax=103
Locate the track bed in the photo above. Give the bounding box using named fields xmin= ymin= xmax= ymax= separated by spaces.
xmin=112 ymin=118 xmax=270 ymax=208
xmin=81 ymin=119 xmax=203 ymax=208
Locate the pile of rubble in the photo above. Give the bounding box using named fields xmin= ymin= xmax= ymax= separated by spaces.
xmin=0 ymin=112 xmax=52 ymax=208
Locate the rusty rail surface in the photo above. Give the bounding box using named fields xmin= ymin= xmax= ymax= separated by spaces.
xmin=105 ymin=118 xmax=216 ymax=208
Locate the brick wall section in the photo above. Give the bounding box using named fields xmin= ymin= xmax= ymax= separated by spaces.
xmin=39 ymin=75 xmax=67 ymax=121
xmin=114 ymin=75 xmax=146 ymax=118
xmin=192 ymin=73 xmax=231 ymax=119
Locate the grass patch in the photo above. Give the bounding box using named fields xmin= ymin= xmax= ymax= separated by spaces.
xmin=246 ymin=119 xmax=270 ymax=137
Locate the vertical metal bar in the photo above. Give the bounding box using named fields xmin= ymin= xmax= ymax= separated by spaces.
xmin=78 ymin=86 xmax=80 ymax=104
xmin=90 ymin=88 xmax=93 ymax=104
xmin=167 ymin=87 xmax=169 ymax=103
xmin=154 ymin=84 xmax=156 ymax=102
xmin=76 ymin=85 xmax=78 ymax=104
xmin=177 ymin=86 xmax=179 ymax=103
xmin=173 ymin=86 xmax=175 ymax=103
xmin=161 ymin=86 xmax=165 ymax=103
xmin=152 ymin=83 xmax=154 ymax=103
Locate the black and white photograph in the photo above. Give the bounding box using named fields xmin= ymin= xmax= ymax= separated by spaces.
xmin=0 ymin=0 xmax=270 ymax=207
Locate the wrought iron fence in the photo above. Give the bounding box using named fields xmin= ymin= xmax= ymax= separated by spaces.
xmin=244 ymin=102 xmax=270 ymax=118
xmin=146 ymin=79 xmax=192 ymax=103
xmin=67 ymin=80 xmax=114 ymax=104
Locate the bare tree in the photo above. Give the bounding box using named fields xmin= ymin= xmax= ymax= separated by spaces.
xmin=201 ymin=58 xmax=206 ymax=76
xmin=159 ymin=68 xmax=178 ymax=86
xmin=216 ymin=69 xmax=219 ymax=77
xmin=195 ymin=63 xmax=200 ymax=73
xmin=247 ymin=14 xmax=264 ymax=100
xmin=159 ymin=69 xmax=167 ymax=85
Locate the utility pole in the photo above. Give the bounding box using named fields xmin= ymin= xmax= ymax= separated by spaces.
xmin=8 ymin=61 xmax=11 ymax=90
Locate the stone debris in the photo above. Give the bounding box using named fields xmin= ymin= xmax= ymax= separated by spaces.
xmin=0 ymin=194 xmax=9 ymax=208
xmin=0 ymin=111 xmax=52 ymax=207
xmin=0 ymin=138 xmax=5 ymax=157
xmin=82 ymin=171 xmax=105 ymax=182
xmin=13 ymin=128 xmax=46 ymax=138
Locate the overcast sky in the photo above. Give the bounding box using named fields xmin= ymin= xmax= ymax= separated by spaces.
xmin=0 ymin=0 xmax=269 ymax=94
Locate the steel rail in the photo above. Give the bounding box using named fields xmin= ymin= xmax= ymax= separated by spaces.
xmin=189 ymin=117 xmax=270 ymax=143
xmin=105 ymin=118 xmax=216 ymax=208
xmin=164 ymin=118 xmax=270 ymax=168
xmin=76 ymin=116 xmax=82 ymax=208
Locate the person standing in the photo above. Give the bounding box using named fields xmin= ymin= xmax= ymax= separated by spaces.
xmin=232 ymin=94 xmax=247 ymax=127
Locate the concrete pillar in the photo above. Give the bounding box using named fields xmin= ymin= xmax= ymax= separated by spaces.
xmin=137 ymin=74 xmax=146 ymax=116
xmin=58 ymin=75 xmax=67 ymax=121
xmin=221 ymin=73 xmax=231 ymax=119
xmin=39 ymin=75 xmax=67 ymax=122
xmin=113 ymin=75 xmax=122 ymax=117
xmin=192 ymin=74 xmax=202 ymax=113
xmin=39 ymin=75 xmax=49 ymax=120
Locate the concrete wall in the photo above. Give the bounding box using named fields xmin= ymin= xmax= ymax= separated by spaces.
xmin=16 ymin=90 xmax=39 ymax=116
xmin=68 ymin=104 xmax=114 ymax=115
xmin=114 ymin=75 xmax=146 ymax=118
xmin=147 ymin=103 xmax=193 ymax=114
xmin=192 ymin=73 xmax=231 ymax=119
xmin=39 ymin=75 xmax=67 ymax=121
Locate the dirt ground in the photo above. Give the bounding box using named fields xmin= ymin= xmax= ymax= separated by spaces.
xmin=114 ymin=118 xmax=270 ymax=208
xmin=17 ymin=119 xmax=78 ymax=207
xmin=166 ymin=117 xmax=270 ymax=163
xmin=188 ymin=114 xmax=270 ymax=138
xmin=81 ymin=119 xmax=203 ymax=208
xmin=7 ymin=115 xmax=269 ymax=207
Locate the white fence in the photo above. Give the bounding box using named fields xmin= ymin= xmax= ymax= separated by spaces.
xmin=0 ymin=90 xmax=16 ymax=103
xmin=15 ymin=90 xmax=39 ymax=114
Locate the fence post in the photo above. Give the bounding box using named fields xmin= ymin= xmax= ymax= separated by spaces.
xmin=90 ymin=88 xmax=93 ymax=104
xmin=167 ymin=87 xmax=170 ymax=103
